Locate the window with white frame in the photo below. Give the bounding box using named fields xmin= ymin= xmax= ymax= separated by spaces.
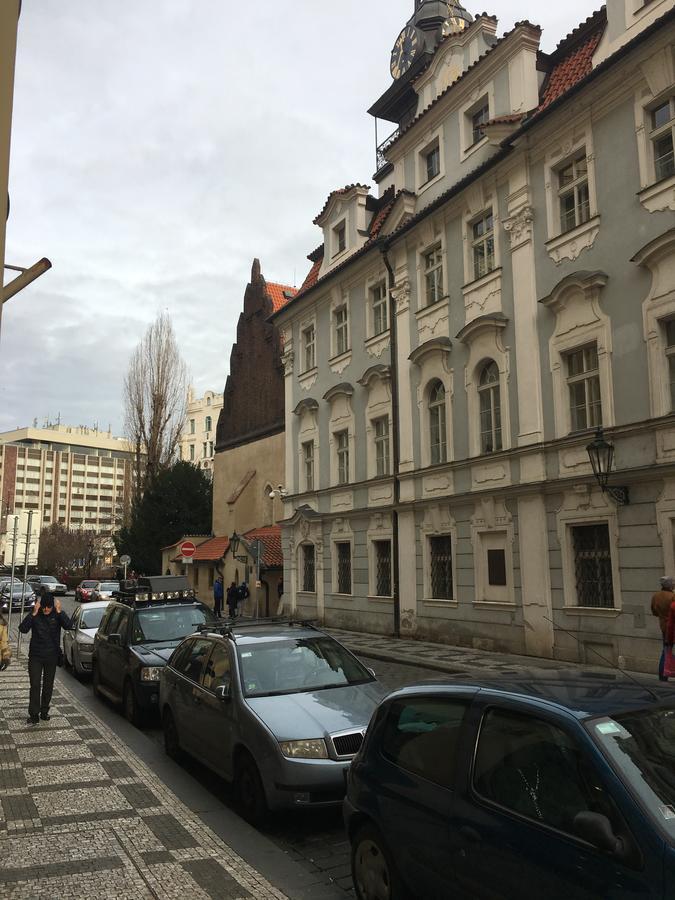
xmin=334 ymin=306 xmax=349 ymax=356
xmin=371 ymin=282 xmax=388 ymax=335
xmin=470 ymin=99 xmax=489 ymax=146
xmin=374 ymin=416 xmax=390 ymax=477
xmin=333 ymin=220 xmax=346 ymax=256
xmin=335 ymin=541 xmax=352 ymax=594
xmin=336 ymin=430 xmax=349 ymax=485
xmin=302 ymin=440 xmax=314 ymax=492
xmin=471 ymin=211 xmax=495 ymax=281
xmin=424 ymin=244 xmax=444 ymax=306
xmin=302 ymin=544 xmax=316 ymax=592
xmin=571 ymin=523 xmax=614 ymax=608
xmin=373 ymin=540 xmax=392 ymax=597
xmin=665 ymin=319 xmax=675 ymax=412
xmin=205 ymin=416 xmax=212 ymax=432
xmin=189 ymin=445 xmax=195 ymax=461
xmin=650 ymin=96 xmax=675 ymax=182
xmin=558 ymin=152 xmax=590 ymax=233
xmin=567 ymin=344 xmax=601 ymax=432
xmin=478 ymin=361 xmax=502 ymax=453
xmin=190 ymin=419 xmax=195 ymax=435
xmin=423 ymin=141 xmax=440 ymax=183
xmin=429 ymin=535 xmax=453 ymax=600
xmin=429 ymin=380 xmax=447 ymax=465
xmin=302 ymin=325 xmax=316 ymax=372
xmin=202 ymin=441 xmax=207 ymax=457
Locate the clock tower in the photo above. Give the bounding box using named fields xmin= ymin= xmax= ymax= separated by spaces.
xmin=388 ymin=2 xmax=473 ymax=82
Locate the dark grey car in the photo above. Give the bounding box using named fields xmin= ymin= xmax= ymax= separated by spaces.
xmin=159 ymin=622 xmax=386 ymax=823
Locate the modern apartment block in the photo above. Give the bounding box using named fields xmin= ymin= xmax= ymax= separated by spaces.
xmin=179 ymin=388 xmax=224 ymax=474
xmin=274 ymin=0 xmax=675 ymax=673
xmin=0 ymin=425 xmax=133 ymax=546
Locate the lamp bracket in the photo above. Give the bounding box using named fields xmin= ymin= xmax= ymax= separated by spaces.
xmin=606 ymin=485 xmax=629 ymax=505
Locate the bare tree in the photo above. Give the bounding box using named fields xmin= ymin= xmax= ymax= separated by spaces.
xmin=123 ymin=312 xmax=188 ymax=496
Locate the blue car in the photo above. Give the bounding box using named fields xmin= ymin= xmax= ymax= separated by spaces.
xmin=344 ymin=671 xmax=675 ymax=900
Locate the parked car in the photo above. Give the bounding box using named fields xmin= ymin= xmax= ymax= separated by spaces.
xmin=160 ymin=620 xmax=386 ymax=824
xmin=31 ymin=574 xmax=67 ymax=596
xmin=344 ymin=672 xmax=675 ymax=900
xmin=89 ymin=581 xmax=120 ymax=602
xmin=0 ymin=580 xmax=36 ymax=612
xmin=75 ymin=579 xmax=99 ymax=603
xmin=92 ymin=575 xmax=214 ymax=726
xmin=62 ymin=600 xmax=110 ymax=677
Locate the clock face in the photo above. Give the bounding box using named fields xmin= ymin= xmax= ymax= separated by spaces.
xmin=390 ymin=25 xmax=420 ymax=80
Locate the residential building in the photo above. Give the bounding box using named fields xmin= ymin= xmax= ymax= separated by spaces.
xmin=0 ymin=424 xmax=134 ymax=563
xmin=274 ymin=0 xmax=675 ymax=673
xmin=179 ymin=388 xmax=224 ymax=474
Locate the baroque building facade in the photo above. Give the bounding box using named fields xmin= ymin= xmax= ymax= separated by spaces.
xmin=274 ymin=0 xmax=675 ymax=673
xmin=179 ymin=388 xmax=224 ymax=475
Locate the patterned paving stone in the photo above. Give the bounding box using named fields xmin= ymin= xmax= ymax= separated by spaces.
xmin=23 ymin=761 xmax=110 ymax=787
xmin=33 ymin=785 xmax=132 ymax=818
xmin=12 ymin=728 xmax=80 ymax=746
xmin=182 ymin=858 xmax=253 ymax=900
xmin=18 ymin=743 xmax=94 ymax=763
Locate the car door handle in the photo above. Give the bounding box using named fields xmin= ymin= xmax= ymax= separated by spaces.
xmin=459 ymin=825 xmax=481 ymax=844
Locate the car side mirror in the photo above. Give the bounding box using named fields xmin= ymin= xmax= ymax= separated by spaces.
xmin=108 ymin=633 xmax=122 ymax=646
xmin=573 ymin=811 xmax=624 ymax=856
xmin=215 ymin=681 xmax=231 ymax=702
xmin=367 ymin=667 xmax=376 ymax=678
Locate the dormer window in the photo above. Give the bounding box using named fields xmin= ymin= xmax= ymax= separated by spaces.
xmin=333 ymin=220 xmax=346 ymax=256
xmin=470 ymin=100 xmax=490 ymax=146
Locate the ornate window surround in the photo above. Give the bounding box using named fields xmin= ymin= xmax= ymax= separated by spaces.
xmin=324 ymin=384 xmax=355 ymax=487
xmin=293 ymin=398 xmax=320 ymax=496
xmin=540 ymin=271 xmax=613 ymax=438
xmin=633 ymin=43 xmax=675 ymax=212
xmin=410 ymin=338 xmax=454 ymax=468
xmin=359 ymin=366 xmax=392 ymax=480
xmin=470 ymin=497 xmax=516 ymax=608
xmin=420 ymin=505 xmax=458 ymax=606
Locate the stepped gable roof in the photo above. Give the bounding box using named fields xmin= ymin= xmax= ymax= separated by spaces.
xmin=243 ymin=525 xmax=283 ymax=568
xmin=265 ymin=282 xmax=297 ymax=312
xmin=382 ymin=19 xmax=541 ymax=157
xmin=313 ymin=183 xmax=370 ymax=225
xmin=537 ymin=8 xmax=606 ymax=113
xmin=192 ymin=535 xmax=230 ymax=562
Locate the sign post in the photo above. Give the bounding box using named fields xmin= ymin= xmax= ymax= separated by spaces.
xmin=5 ymin=514 xmax=18 ymax=633
xmin=120 ymin=554 xmax=131 ymax=581
xmin=16 ymin=509 xmax=33 ymax=657
xmin=179 ymin=541 xmax=196 ymax=563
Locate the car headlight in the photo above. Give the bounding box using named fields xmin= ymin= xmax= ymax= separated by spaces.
xmin=76 ymin=641 xmax=93 ymax=653
xmin=140 ymin=667 xmax=162 ymax=682
xmin=279 ymin=739 xmax=328 ymax=759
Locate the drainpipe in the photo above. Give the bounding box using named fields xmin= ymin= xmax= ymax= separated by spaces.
xmin=380 ymin=246 xmax=401 ymax=639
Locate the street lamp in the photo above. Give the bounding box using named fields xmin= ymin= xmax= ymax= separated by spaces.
xmin=586 ymin=427 xmax=629 ymax=505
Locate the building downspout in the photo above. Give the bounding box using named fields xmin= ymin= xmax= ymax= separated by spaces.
xmin=380 ymin=246 xmax=401 ymax=639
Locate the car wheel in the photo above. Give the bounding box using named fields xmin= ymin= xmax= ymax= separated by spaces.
xmin=162 ymin=709 xmax=183 ymax=762
xmin=123 ymin=680 xmax=143 ymax=727
xmin=234 ymin=753 xmax=268 ymax=826
xmin=63 ymin=644 xmax=72 ymax=671
xmin=351 ymin=823 xmax=409 ymax=900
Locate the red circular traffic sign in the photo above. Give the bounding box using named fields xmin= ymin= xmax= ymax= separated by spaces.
xmin=179 ymin=540 xmax=196 ymax=558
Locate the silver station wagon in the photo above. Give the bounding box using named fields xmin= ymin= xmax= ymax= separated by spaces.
xmin=159 ymin=621 xmax=386 ymax=823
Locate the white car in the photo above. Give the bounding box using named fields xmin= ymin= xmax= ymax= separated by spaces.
xmin=63 ymin=600 xmax=110 ymax=677
xmin=90 ymin=581 xmax=120 ymax=602
xmin=32 ymin=575 xmax=67 ymax=596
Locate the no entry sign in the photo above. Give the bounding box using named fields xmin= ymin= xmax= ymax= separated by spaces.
xmin=180 ymin=540 xmax=197 ymax=559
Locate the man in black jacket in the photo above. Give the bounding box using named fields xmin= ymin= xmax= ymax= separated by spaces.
xmin=19 ymin=591 xmax=73 ymax=725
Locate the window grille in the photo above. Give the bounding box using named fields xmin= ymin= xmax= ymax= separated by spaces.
xmin=478 ymin=362 xmax=502 ymax=453
xmin=374 ymin=540 xmax=392 ymax=597
xmin=567 ymin=344 xmax=601 ymax=432
xmin=302 ymin=544 xmax=315 ymax=593
xmin=572 ymin=524 xmax=614 ymax=608
xmin=472 ymin=211 xmax=495 ymax=280
xmin=558 ymin=153 xmax=590 ymax=233
xmin=336 ymin=542 xmax=352 ymax=594
xmin=430 ymin=535 xmax=453 ymax=600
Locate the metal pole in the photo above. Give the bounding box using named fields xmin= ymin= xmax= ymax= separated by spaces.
xmin=124 ymin=562 xmax=128 ymax=581
xmin=16 ymin=509 xmax=32 ymax=657
xmin=6 ymin=515 xmax=18 ymax=633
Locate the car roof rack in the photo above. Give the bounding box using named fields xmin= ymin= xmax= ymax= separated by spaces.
xmin=197 ymin=616 xmax=321 ymax=641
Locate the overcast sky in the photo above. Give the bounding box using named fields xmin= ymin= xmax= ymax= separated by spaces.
xmin=0 ymin=0 xmax=593 ymax=436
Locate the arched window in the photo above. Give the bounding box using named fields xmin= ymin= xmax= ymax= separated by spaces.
xmin=428 ymin=380 xmax=447 ymax=464
xmin=205 ymin=416 xmax=212 ymax=432
xmin=478 ymin=361 xmax=502 ymax=453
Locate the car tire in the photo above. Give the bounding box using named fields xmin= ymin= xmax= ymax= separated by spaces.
xmin=162 ymin=709 xmax=183 ymax=762
xmin=123 ymin=680 xmax=143 ymax=727
xmin=351 ymin=823 xmax=409 ymax=900
xmin=63 ymin=645 xmax=72 ymax=672
xmin=234 ymin=752 xmax=268 ymax=826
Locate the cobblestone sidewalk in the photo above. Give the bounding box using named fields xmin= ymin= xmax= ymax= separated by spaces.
xmin=0 ymin=664 xmax=288 ymax=900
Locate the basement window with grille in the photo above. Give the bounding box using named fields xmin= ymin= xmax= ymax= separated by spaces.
xmin=571 ymin=523 xmax=614 ymax=609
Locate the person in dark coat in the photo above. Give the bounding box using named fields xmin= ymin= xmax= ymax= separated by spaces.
xmin=19 ymin=590 xmax=73 ymax=725
xmin=213 ymin=576 xmax=224 ymax=618
xmin=226 ymin=582 xmax=238 ymax=618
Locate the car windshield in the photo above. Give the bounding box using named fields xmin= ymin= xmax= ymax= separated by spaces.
xmin=588 ymin=706 xmax=675 ymax=841
xmin=80 ymin=607 xmax=107 ymax=629
xmin=98 ymin=583 xmax=118 ymax=592
xmin=41 ymin=577 xmax=57 ymax=584
xmin=237 ymin=635 xmax=373 ymax=697
xmin=131 ymin=603 xmax=215 ymax=644
xmin=2 ymin=582 xmax=29 ymax=594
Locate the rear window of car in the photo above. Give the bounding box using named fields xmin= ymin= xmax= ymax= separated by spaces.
xmin=98 ymin=583 xmax=119 ymax=591
xmin=380 ymin=697 xmax=467 ymax=789
xmin=81 ymin=581 xmax=98 ymax=588
xmin=41 ymin=577 xmax=57 ymax=583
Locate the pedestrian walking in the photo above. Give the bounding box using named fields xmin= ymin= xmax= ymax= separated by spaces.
xmin=0 ymin=605 xmax=10 ymax=671
xmin=18 ymin=590 xmax=73 ymax=725
xmin=213 ymin=575 xmax=224 ymax=618
xmin=651 ymin=575 xmax=675 ymax=681
xmin=226 ymin=581 xmax=238 ymax=618
xmin=238 ymin=581 xmax=250 ymax=616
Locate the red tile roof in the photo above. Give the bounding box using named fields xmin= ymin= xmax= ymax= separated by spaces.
xmin=538 ymin=27 xmax=604 ymax=112
xmin=243 ymin=525 xmax=283 ymax=568
xmin=265 ymin=282 xmax=297 ymax=313
xmin=192 ymin=535 xmax=230 ymax=562
xmin=313 ymin=184 xmax=370 ymax=225
xmin=485 ymin=113 xmax=526 ymax=126
xmin=298 ymin=257 xmax=323 ymax=294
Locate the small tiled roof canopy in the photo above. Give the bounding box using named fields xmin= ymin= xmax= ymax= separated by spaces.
xmin=192 ymin=536 xmax=230 ymax=562
xmin=244 ymin=525 xmax=283 ymax=569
